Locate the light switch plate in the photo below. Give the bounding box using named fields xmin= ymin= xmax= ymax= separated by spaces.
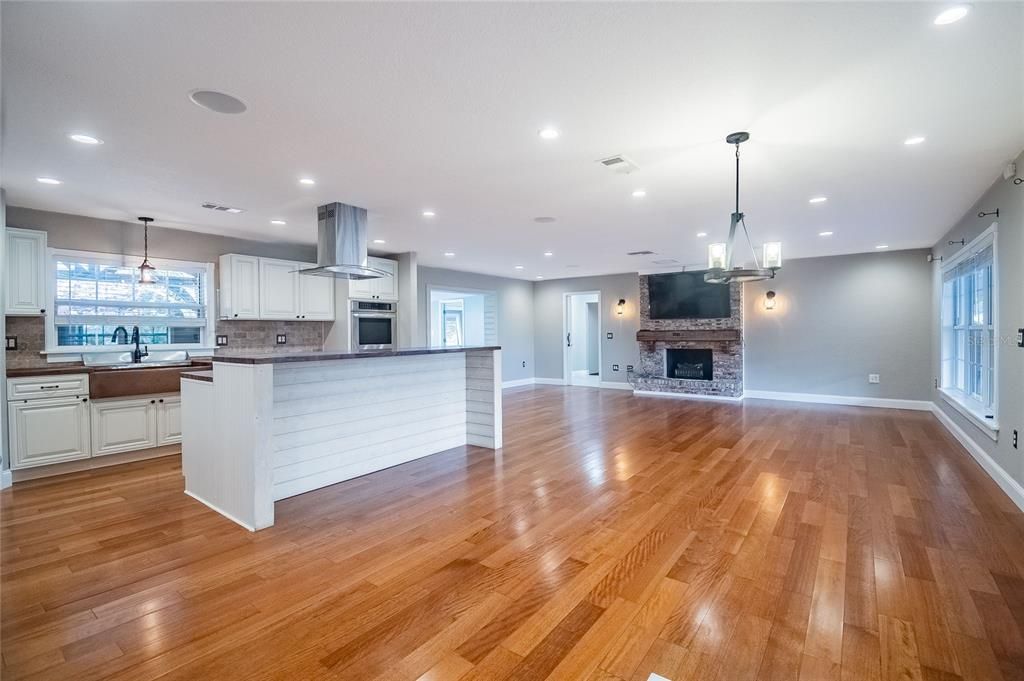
xmin=276 ymin=334 xmax=287 ymax=345
xmin=868 ymin=374 xmax=880 ymax=384
xmin=612 ymin=364 xmax=620 ymax=371
xmin=215 ymin=335 xmax=229 ymax=347
xmin=5 ymin=336 xmax=16 ymax=350
xmin=626 ymin=365 xmax=634 ymax=371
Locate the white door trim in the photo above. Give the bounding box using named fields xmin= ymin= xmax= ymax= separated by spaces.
xmin=562 ymin=290 xmax=602 ymax=386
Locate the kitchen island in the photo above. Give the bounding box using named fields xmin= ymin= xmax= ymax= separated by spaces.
xmin=180 ymin=346 xmax=502 ymax=530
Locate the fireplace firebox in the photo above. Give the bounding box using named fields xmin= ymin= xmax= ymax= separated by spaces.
xmin=665 ymin=348 xmax=713 ymax=381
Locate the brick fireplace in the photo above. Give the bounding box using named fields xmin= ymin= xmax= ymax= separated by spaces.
xmin=632 ymin=276 xmax=743 ymax=398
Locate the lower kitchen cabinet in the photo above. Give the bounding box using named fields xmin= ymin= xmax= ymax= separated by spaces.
xmin=8 ymin=396 xmax=91 ymax=469
xmin=91 ymin=396 xmax=159 ymax=456
xmin=156 ymin=395 xmax=182 ymax=445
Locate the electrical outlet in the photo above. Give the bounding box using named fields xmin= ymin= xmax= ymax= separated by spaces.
xmin=612 ymin=364 xmax=620 ymax=372
xmin=522 ymin=360 xmax=526 ymax=368
xmin=5 ymin=336 xmax=16 ymax=351
xmin=215 ymin=335 xmax=229 ymax=347
xmin=626 ymin=365 xmax=634 ymax=371
xmin=1014 ymin=430 xmax=1019 ymax=449
xmin=606 ymin=332 xmax=613 ymax=340
xmin=276 ymin=334 xmax=287 ymax=345
xmin=868 ymin=374 xmax=880 ymax=384
xmin=1018 ymin=328 xmax=1024 ymax=347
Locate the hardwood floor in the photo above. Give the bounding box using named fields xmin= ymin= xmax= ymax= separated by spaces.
xmin=3 ymin=386 xmax=1024 ymax=680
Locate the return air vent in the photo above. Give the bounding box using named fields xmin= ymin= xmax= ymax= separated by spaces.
xmin=201 ymin=203 xmax=245 ymax=214
xmin=596 ymin=155 xmax=639 ymax=174
xmin=627 ymin=250 xmax=656 ymax=256
xmin=651 ymin=259 xmax=680 ymax=265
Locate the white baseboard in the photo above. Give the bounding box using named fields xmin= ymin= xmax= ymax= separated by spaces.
xmin=633 ymin=390 xmax=745 ymax=403
xmin=184 ymin=489 xmax=256 ymax=532
xmin=743 ymin=390 xmax=933 ymax=411
xmin=930 ymin=403 xmax=1024 ymax=513
xmin=600 ymin=381 xmax=633 ymax=391
xmin=534 ymin=377 xmax=566 ymax=386
xmin=1 ymin=469 xmax=11 ymax=490
xmin=502 ymin=378 xmax=535 ymax=388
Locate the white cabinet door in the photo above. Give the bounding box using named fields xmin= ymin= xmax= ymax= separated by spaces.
xmin=259 ymin=258 xmax=301 ymax=319
xmin=348 ymin=276 xmax=374 ymax=300
xmin=5 ymin=228 xmax=47 ymax=316
xmin=9 ymin=396 xmax=91 ymax=469
xmin=371 ymin=257 xmax=398 ymax=301
xmin=219 ymin=254 xmax=260 ymax=319
xmin=298 ymin=265 xmax=336 ymax=320
xmin=157 ymin=395 xmax=182 ymax=445
xmin=90 ymin=397 xmax=158 ymax=456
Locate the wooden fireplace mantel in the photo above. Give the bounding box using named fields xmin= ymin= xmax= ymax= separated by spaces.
xmin=636 ymin=329 xmax=741 ymax=342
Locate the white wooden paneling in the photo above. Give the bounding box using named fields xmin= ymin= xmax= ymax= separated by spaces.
xmin=465 ymin=350 xmax=502 ymax=448
xmin=271 ymin=353 xmax=467 ymax=500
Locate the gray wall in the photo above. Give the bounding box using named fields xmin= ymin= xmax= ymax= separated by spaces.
xmin=744 ymin=250 xmax=932 ymax=400
xmin=533 ymin=273 xmax=640 ymax=384
xmin=416 ymin=266 xmax=534 ymax=383
xmin=931 ymin=149 xmax=1024 ymax=489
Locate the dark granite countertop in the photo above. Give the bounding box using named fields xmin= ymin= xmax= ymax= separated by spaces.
xmin=7 ymin=360 xmax=213 ymax=378
xmin=211 ymin=346 xmax=501 ymax=365
xmin=180 ymin=370 xmax=214 ymax=383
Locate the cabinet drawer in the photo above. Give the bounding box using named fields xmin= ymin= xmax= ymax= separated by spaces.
xmin=8 ymin=374 xmax=90 ymax=400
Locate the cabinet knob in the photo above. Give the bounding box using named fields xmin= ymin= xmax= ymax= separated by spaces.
xmin=82 ymin=398 xmax=88 ymax=403
xmin=234 ymin=313 xmax=238 ymax=318
xmin=158 ymin=398 xmax=164 ymax=403
xmin=40 ymin=309 xmax=45 ymax=314
xmin=150 ymin=399 xmax=156 ymax=404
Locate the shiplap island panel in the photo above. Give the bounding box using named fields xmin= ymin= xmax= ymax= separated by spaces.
xmin=181 ymin=347 xmax=501 ymax=530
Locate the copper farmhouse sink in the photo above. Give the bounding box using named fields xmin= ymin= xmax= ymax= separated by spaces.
xmin=89 ymin=361 xmax=212 ymax=399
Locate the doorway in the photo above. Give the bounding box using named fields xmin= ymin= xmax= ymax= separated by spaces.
xmin=427 ymin=287 xmax=497 ymax=348
xmin=563 ymin=291 xmax=601 ymax=387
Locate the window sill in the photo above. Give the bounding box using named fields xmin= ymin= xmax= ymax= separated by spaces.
xmin=938 ymin=387 xmax=999 ymax=440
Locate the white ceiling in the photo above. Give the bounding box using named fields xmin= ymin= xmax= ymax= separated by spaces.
xmin=3 ymin=2 xmax=1022 ymax=280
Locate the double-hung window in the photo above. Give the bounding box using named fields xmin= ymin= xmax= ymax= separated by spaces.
xmin=46 ymin=249 xmax=215 ymax=355
xmin=940 ymin=227 xmax=997 ymax=428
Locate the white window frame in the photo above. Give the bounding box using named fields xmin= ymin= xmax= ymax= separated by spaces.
xmin=938 ymin=223 xmax=998 ymax=436
xmin=44 ymin=247 xmax=216 ymax=361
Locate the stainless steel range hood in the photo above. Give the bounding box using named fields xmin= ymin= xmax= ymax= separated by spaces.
xmin=298 ymin=202 xmax=388 ymax=279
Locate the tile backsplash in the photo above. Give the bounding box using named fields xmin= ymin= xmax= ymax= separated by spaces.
xmin=4 ymin=316 xmax=329 ymax=369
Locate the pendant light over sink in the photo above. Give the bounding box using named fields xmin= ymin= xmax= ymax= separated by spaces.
xmin=704 ymin=132 xmax=782 ymax=284
xmin=137 ymin=216 xmax=156 ymax=284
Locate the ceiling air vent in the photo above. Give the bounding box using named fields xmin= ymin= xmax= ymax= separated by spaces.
xmin=597 ymin=155 xmax=639 ymax=174
xmin=651 ymin=259 xmax=680 ymax=265
xmin=201 ymin=203 xmax=244 ymax=214
xmin=626 ymin=250 xmax=656 ymax=256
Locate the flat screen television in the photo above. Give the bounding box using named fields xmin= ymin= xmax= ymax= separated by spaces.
xmin=647 ymin=271 xmax=731 ymax=319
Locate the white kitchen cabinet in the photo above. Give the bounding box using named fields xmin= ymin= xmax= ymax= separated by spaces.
xmin=258 ymin=258 xmax=301 ymax=320
xmin=349 ymin=256 xmax=398 ymax=301
xmin=218 ymin=254 xmax=260 ymax=320
xmin=91 ymin=396 xmax=159 ymax=456
xmin=298 ymin=264 xmax=336 ymax=320
xmin=157 ymin=395 xmax=182 ymax=445
xmin=5 ymin=227 xmax=47 ymax=316
xmin=8 ymin=396 xmax=91 ymax=469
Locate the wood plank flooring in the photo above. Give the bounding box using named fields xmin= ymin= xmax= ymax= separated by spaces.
xmin=3 ymin=386 xmax=1024 ymax=680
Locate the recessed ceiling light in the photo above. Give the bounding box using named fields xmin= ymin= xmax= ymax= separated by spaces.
xmin=819 ymin=231 xmax=834 ymax=236
xmin=299 ymin=178 xmax=316 ymax=185
xmin=534 ymin=217 xmax=556 ymax=224
xmin=373 ymin=239 xmax=386 ymax=244
xmin=68 ymin=133 xmax=103 ymax=145
xmin=225 ymin=207 xmax=243 ymax=214
xmin=444 ymin=252 xmax=455 ymax=258
xmin=809 ymin=196 xmax=828 ymax=204
xmin=189 ymin=89 xmax=247 ymax=114
xmin=422 ymin=210 xmax=436 ymax=218
xmin=904 ymin=136 xmax=926 ymax=145
xmin=543 ymin=251 xmax=554 ymax=257
xmin=632 ymin=189 xmax=647 ymax=198
xmin=934 ymin=5 xmax=971 ymax=25
xmin=696 ymin=232 xmax=708 ymax=238
xmin=875 ymin=244 xmax=889 ymax=249
xmin=535 ymin=275 xmax=544 ymax=280
xmin=514 ymin=265 xmax=524 ymax=270
xmin=36 ymin=177 xmax=62 ymax=185
xmin=538 ymin=127 xmax=560 ymax=140
xmin=270 ymin=220 xmax=287 ymax=225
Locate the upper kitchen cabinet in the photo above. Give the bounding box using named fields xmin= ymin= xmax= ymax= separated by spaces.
xmin=5 ymin=227 xmax=48 ymax=316
xmin=298 ymin=264 xmax=336 ymax=320
xmin=218 ymin=255 xmax=335 ymax=321
xmin=349 ymin=256 xmax=398 ymax=301
xmin=258 ymin=258 xmax=301 ymax=319
xmin=218 ymin=254 xmax=260 ymax=319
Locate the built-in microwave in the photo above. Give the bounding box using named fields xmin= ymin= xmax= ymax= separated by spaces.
xmin=351 ymin=300 xmax=397 ymax=351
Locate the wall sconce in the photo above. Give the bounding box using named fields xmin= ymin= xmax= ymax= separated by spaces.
xmin=764 ymin=290 xmax=777 ymax=310
xmin=617 ymin=298 xmax=626 ymax=315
